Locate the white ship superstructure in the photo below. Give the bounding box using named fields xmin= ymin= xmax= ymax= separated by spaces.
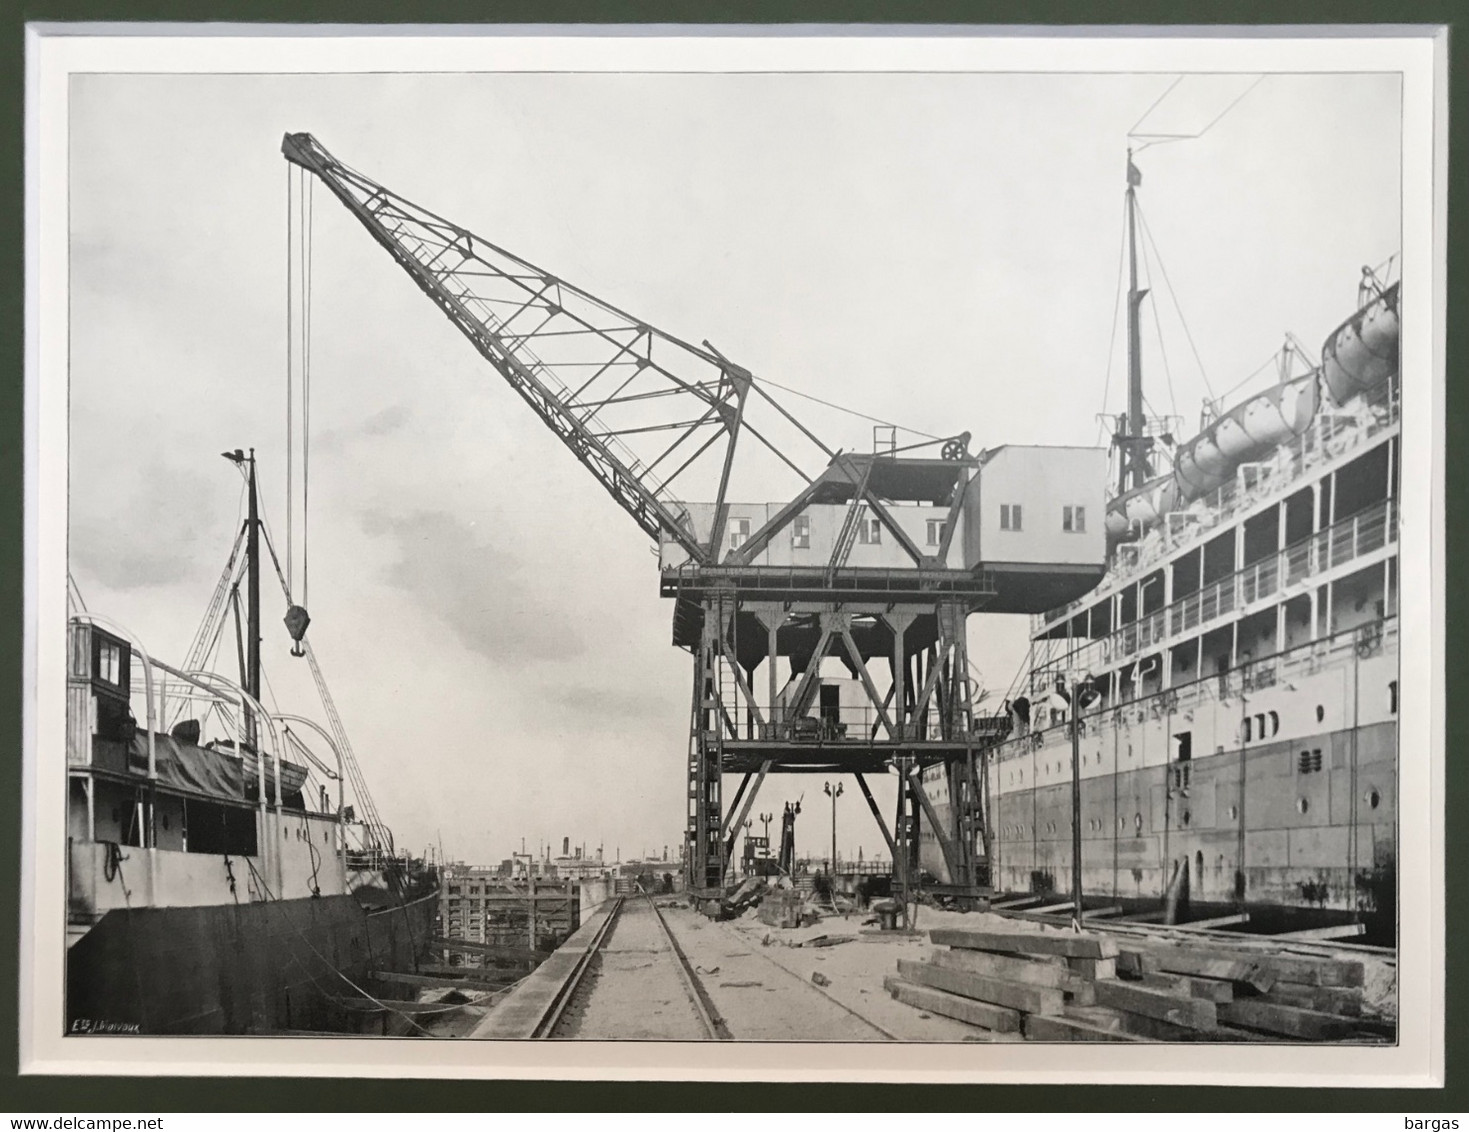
xmin=920 ymin=213 xmax=1400 ymax=936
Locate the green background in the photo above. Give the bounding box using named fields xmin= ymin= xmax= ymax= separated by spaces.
xmin=2 ymin=5 xmax=1461 ymax=1113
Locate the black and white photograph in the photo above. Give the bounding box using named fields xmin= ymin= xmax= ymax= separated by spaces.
xmin=21 ymin=28 xmax=1445 ymax=1083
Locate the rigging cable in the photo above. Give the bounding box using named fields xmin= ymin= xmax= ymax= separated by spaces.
xmin=1096 ymin=192 xmax=1131 ymax=447
xmin=286 ymin=164 xmax=294 ymax=600
xmin=1128 ymin=75 xmax=1187 ymax=137
xmin=749 ymin=375 xmax=940 ymax=441
xmin=1134 ymin=200 xmax=1218 ymax=404
xmin=303 ymin=172 xmax=314 ymax=608
xmin=1136 ymin=207 xmax=1179 ymax=422
xmin=1128 ymin=75 xmax=1268 ymax=151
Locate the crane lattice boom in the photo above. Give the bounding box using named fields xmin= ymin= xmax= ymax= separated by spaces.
xmin=282 ymin=132 xmax=829 ymax=566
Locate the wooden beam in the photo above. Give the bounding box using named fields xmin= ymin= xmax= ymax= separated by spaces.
xmin=1268 ymin=923 xmax=1368 ymax=942
xmin=884 ymin=976 xmax=1021 ymax=1034
xmin=1022 ymin=1014 xmax=1144 ymax=1043
xmin=930 ymin=928 xmax=1119 ymax=960
xmin=992 ymin=895 xmax=1046 ymax=910
xmin=1175 ymin=913 xmax=1252 ymax=930
xmin=1093 ymin=980 xmax=1219 ymax=1032
xmin=896 ymin=958 xmax=1065 ymax=1015
xmin=1217 ymin=999 xmax=1359 ymax=1041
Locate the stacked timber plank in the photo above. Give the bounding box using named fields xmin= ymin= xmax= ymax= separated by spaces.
xmin=883 ymin=926 xmax=1388 ymax=1043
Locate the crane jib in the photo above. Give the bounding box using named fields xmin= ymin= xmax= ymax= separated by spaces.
xmin=281 ymin=131 xmax=721 ymax=566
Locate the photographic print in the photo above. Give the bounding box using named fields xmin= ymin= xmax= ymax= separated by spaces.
xmin=22 ymin=28 xmax=1445 ymax=1083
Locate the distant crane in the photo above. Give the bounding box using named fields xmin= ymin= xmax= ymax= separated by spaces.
xmin=282 ymin=133 xmax=1107 ymax=904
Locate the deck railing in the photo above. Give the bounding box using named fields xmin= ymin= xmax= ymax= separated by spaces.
xmin=995 ymin=617 xmax=1398 ymax=766
xmin=1036 ymin=391 xmax=1400 ymax=633
xmin=1032 ymin=497 xmax=1396 ymax=686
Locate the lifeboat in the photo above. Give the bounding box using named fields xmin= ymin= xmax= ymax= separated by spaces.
xmin=1105 ymin=280 xmax=1399 ymax=540
xmin=1321 ymin=281 xmax=1400 ymax=405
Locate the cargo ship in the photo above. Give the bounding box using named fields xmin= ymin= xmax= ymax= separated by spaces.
xmin=920 ymin=153 xmax=1400 ymax=941
xmin=65 ymin=451 xmax=439 ymax=1035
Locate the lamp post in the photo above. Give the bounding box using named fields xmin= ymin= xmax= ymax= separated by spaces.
xmin=742 ymin=818 xmax=753 ymax=876
xmin=1067 ymin=673 xmax=1093 ymax=929
xmin=823 ymin=781 xmax=844 ymax=876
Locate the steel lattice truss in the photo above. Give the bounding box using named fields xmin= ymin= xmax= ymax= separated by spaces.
xmin=283 ymin=133 xmax=828 ymax=566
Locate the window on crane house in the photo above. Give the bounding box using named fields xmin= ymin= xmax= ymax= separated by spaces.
xmin=858 ymin=516 xmax=882 ymax=544
xmin=791 ymin=515 xmax=811 ymax=549
xmin=1000 ymin=504 xmax=1023 ymax=531
xmin=926 ymin=518 xmax=947 ymax=546
xmin=728 ymin=517 xmax=751 ymax=550
xmin=1063 ymin=505 xmax=1087 ymax=533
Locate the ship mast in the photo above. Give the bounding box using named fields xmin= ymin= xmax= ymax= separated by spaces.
xmin=246 ymin=448 xmax=261 ymax=746
xmin=1117 ymin=149 xmax=1154 ymax=495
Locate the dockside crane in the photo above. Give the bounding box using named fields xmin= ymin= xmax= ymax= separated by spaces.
xmin=282 ymin=132 xmax=1108 ymax=905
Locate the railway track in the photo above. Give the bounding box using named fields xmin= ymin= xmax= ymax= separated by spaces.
xmin=537 ymin=889 xmax=729 ymax=1040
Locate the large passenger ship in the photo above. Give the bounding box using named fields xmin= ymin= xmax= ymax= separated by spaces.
xmin=920 ymin=156 xmax=1400 ymax=941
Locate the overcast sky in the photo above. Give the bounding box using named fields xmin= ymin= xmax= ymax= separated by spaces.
xmin=67 ymin=68 xmax=1400 ymax=866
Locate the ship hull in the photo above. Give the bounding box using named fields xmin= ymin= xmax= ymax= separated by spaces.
xmin=66 ymin=890 xmax=438 ymax=1035
xmin=920 ymin=716 xmax=1396 ymax=943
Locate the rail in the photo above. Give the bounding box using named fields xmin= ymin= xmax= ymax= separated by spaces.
xmin=529 ymin=895 xmax=625 ymax=1039
xmin=640 ymin=887 xmax=727 ymax=1040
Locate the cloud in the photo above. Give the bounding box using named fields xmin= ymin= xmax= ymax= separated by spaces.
xmin=69 ymin=455 xmax=231 ymax=589
xmin=360 ymin=507 xmax=585 ymax=664
xmin=313 ymin=404 xmax=413 ymax=455
xmin=359 ymin=404 xmax=412 ymax=436
xmin=547 ymin=682 xmax=682 ymax=726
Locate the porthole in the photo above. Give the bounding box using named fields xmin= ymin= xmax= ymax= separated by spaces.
xmin=1134 ymin=812 xmax=1143 ymax=831
xmin=1227 ymin=804 xmax=1239 ymax=821
xmin=1117 ymin=817 xmax=1127 ymax=832
xmin=1316 ymin=705 xmax=1325 ymax=723
xmin=1181 ymin=810 xmax=1192 ymax=827
xmin=1366 ymin=788 xmax=1381 ymax=810
xmin=1296 ymin=797 xmax=1310 ymax=814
